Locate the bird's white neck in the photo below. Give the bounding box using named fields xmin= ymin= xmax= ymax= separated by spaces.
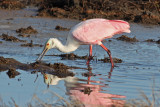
xmin=53 ymin=38 xmax=80 ymax=53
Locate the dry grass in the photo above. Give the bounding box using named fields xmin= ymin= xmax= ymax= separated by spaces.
xmin=125 ymin=79 xmax=160 ymax=107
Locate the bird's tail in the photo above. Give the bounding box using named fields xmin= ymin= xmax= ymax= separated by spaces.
xmin=109 ymin=20 xmax=131 ymax=33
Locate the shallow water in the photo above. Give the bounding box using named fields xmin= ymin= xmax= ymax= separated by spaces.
xmin=0 ymin=9 xmax=160 ymax=106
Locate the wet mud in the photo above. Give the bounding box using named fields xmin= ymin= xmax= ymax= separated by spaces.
xmin=16 ymin=26 xmax=38 ymax=34
xmin=0 ymin=56 xmax=28 ymax=72
xmin=30 ymin=62 xmax=75 ymax=78
xmin=59 ymin=53 xmax=88 ymax=60
xmin=0 ymin=33 xmax=26 ymax=42
xmin=98 ymin=57 xmax=122 ymax=63
xmin=144 ymin=39 xmax=160 ymax=44
xmin=0 ymin=54 xmax=118 ymax=78
xmin=156 ymin=39 xmax=160 ymax=44
xmin=0 ymin=56 xmax=88 ymax=78
xmin=18 ymin=34 xmax=30 ymax=38
xmin=144 ymin=39 xmax=155 ymax=42
xmin=82 ymin=72 xmax=96 ymax=77
xmin=55 ymin=25 xmax=70 ymax=31
xmin=47 ymin=53 xmax=88 ymax=60
xmin=6 ymin=68 xmax=20 ymax=78
xmin=45 ymin=53 xmax=122 ymax=63
xmin=116 ymin=35 xmax=139 ymax=42
xmin=20 ymin=40 xmax=43 ymax=47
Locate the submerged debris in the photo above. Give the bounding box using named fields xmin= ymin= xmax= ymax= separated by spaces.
xmin=21 ymin=40 xmax=43 ymax=47
xmin=16 ymin=26 xmax=38 ymax=34
xmin=82 ymin=72 xmax=96 ymax=77
xmin=81 ymin=87 xmax=93 ymax=95
xmin=0 ymin=33 xmax=26 ymax=42
xmin=144 ymin=39 xmax=160 ymax=44
xmin=144 ymin=39 xmax=155 ymax=42
xmin=6 ymin=68 xmax=20 ymax=78
xmin=156 ymin=39 xmax=160 ymax=44
xmin=55 ymin=25 xmax=70 ymax=31
xmin=45 ymin=53 xmax=122 ymax=63
xmin=50 ymin=53 xmax=88 ymax=60
xmin=31 ymin=70 xmax=38 ymax=74
xmin=98 ymin=57 xmax=122 ymax=63
xmin=18 ymin=34 xmax=30 ymax=37
xmin=116 ymin=35 xmax=139 ymax=42
xmin=47 ymin=63 xmax=70 ymax=70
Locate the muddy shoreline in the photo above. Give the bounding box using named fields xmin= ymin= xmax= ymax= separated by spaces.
xmin=0 ymin=0 xmax=160 ymax=25
xmin=0 ymin=52 xmax=123 ymax=78
xmin=38 ymin=0 xmax=160 ymax=25
xmin=0 ymin=56 xmax=76 ymax=78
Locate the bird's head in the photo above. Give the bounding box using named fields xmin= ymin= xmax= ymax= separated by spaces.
xmin=36 ymin=38 xmax=56 ymax=61
xmin=42 ymin=72 xmax=62 ymax=86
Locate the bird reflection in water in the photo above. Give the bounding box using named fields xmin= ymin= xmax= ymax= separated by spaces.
xmin=42 ymin=66 xmax=125 ymax=107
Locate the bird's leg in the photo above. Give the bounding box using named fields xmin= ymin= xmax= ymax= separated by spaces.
xmin=86 ymin=45 xmax=93 ymax=64
xmin=89 ymin=45 xmax=92 ymax=57
xmin=100 ymin=44 xmax=114 ymax=68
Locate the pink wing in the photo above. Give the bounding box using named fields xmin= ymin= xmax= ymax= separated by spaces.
xmin=72 ymin=19 xmax=130 ymax=44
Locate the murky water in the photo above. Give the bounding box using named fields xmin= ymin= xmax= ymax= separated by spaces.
xmin=0 ymin=9 xmax=160 ymax=106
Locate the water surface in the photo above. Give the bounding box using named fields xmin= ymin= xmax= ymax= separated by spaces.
xmin=0 ymin=10 xmax=160 ymax=106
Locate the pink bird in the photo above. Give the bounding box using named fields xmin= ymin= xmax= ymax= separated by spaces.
xmin=37 ymin=18 xmax=131 ymax=68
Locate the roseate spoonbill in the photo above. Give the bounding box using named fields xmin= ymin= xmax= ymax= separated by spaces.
xmin=37 ymin=18 xmax=131 ymax=68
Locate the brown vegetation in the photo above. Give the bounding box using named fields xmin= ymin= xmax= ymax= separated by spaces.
xmin=116 ymin=35 xmax=139 ymax=42
xmin=98 ymin=57 xmax=123 ymax=63
xmin=0 ymin=0 xmax=160 ymax=24
xmin=0 ymin=0 xmax=25 ymax=9
xmin=38 ymin=0 xmax=160 ymax=24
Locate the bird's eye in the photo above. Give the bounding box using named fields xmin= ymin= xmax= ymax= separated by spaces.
xmin=44 ymin=75 xmax=48 ymax=79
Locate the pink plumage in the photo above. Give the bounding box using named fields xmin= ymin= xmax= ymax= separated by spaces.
xmin=72 ymin=19 xmax=130 ymax=44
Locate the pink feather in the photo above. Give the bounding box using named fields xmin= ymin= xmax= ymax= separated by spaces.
xmin=72 ymin=19 xmax=130 ymax=44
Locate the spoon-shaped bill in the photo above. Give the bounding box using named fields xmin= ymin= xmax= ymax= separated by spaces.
xmin=36 ymin=47 xmax=49 ymax=61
